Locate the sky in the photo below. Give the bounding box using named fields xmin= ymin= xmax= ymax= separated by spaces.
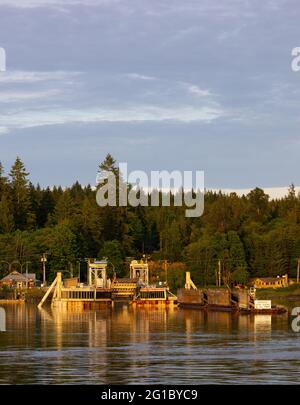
xmin=0 ymin=0 xmax=300 ymax=191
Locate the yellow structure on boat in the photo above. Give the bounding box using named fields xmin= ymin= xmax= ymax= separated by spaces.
xmin=130 ymin=259 xmax=149 ymax=286
xmin=37 ymin=258 xmax=178 ymax=309
xmin=38 ymin=259 xmax=112 ymax=310
xmin=129 ymin=259 xmax=177 ymax=306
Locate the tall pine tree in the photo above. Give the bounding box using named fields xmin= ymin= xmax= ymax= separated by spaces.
xmin=9 ymin=157 xmax=32 ymax=230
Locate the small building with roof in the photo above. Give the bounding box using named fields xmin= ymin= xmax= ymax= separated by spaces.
xmin=253 ymin=274 xmax=288 ymax=289
xmin=0 ymin=271 xmax=36 ymax=289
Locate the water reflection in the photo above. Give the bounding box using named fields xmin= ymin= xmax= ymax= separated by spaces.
xmin=0 ymin=304 xmax=299 ymax=384
xmin=254 ymin=315 xmax=272 ymax=333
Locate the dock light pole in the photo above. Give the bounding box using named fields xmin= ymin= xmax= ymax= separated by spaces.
xmin=41 ymin=253 xmax=47 ymax=287
xmin=218 ymin=260 xmax=221 ymax=287
xmin=297 ymin=258 xmax=300 ymax=284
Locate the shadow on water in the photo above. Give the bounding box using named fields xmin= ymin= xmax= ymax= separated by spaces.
xmin=0 ymin=302 xmax=300 ymax=384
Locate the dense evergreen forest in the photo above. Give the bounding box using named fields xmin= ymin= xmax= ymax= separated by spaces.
xmin=0 ymin=153 xmax=300 ymax=289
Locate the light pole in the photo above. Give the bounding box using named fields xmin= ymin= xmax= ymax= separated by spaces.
xmin=41 ymin=253 xmax=47 ymax=287
xmin=164 ymin=260 xmax=168 ymax=285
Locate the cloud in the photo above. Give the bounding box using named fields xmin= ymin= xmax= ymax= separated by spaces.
xmin=0 ymin=104 xmax=225 ymax=130
xmin=215 ymin=187 xmax=300 ymax=200
xmin=0 ymin=70 xmax=81 ymax=84
xmin=186 ymin=84 xmax=211 ymax=97
xmin=125 ymin=73 xmax=156 ymax=81
xmin=0 ymin=126 xmax=9 ymax=135
xmin=0 ymin=89 xmax=60 ymax=103
xmin=0 ymin=0 xmax=117 ymax=8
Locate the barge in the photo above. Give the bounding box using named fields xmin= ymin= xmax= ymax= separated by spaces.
xmin=177 ymin=272 xmax=287 ymax=314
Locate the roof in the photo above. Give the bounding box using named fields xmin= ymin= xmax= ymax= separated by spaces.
xmin=114 ymin=278 xmax=138 ymax=283
xmin=1 ymin=271 xmax=28 ymax=282
xmin=255 ymin=277 xmax=284 ymax=282
xmin=1 ymin=271 xmax=36 ymax=282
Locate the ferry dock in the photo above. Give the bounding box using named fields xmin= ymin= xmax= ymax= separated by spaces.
xmin=38 ymin=258 xmax=177 ymax=309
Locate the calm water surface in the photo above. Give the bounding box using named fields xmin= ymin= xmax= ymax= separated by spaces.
xmin=0 ymin=303 xmax=300 ymax=384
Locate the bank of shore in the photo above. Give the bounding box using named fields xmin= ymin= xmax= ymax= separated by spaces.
xmin=256 ymin=284 xmax=300 ymax=310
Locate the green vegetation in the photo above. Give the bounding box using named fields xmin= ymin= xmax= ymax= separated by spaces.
xmin=256 ymin=284 xmax=300 ymax=299
xmin=255 ymin=284 xmax=300 ymax=309
xmin=0 ymin=154 xmax=300 ymax=286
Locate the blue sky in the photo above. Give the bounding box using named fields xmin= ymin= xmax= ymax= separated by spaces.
xmin=0 ymin=0 xmax=299 ymax=189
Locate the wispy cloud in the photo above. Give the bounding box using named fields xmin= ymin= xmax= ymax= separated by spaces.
xmin=0 ymin=70 xmax=81 ymax=84
xmin=125 ymin=73 xmax=157 ymax=81
xmin=0 ymin=104 xmax=225 ymax=132
xmin=0 ymin=89 xmax=61 ymax=103
xmin=0 ymin=126 xmax=9 ymax=135
xmin=186 ymin=84 xmax=211 ymax=97
xmin=0 ymin=0 xmax=117 ymax=8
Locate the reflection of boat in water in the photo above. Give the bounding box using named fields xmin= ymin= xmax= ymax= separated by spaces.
xmin=177 ymin=272 xmax=287 ymax=315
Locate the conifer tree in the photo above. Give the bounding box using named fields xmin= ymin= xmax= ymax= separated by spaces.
xmin=9 ymin=157 xmax=31 ymax=230
xmin=0 ymin=194 xmax=14 ymax=233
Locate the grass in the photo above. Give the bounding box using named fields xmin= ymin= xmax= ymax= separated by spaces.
xmin=256 ymin=284 xmax=300 ymax=299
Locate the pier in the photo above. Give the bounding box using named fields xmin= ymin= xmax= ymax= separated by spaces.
xmin=38 ymin=258 xmax=178 ymax=309
xmin=38 ymin=259 xmax=112 ymax=310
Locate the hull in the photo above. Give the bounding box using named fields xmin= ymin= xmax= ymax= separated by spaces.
xmin=177 ymin=288 xmax=287 ymax=314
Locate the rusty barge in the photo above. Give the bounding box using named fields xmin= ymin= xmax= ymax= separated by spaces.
xmin=177 ymin=272 xmax=286 ymax=314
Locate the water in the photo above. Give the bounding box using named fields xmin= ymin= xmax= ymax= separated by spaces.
xmin=0 ymin=303 xmax=300 ymax=384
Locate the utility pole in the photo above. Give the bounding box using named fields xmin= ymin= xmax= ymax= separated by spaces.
xmin=78 ymin=260 xmax=81 ymax=282
xmin=297 ymin=258 xmax=300 ymax=284
xmin=41 ymin=253 xmax=47 ymax=287
xmin=218 ymin=260 xmax=221 ymax=287
xmin=69 ymin=262 xmax=73 ymax=278
xmin=164 ymin=260 xmax=168 ymax=285
xmin=26 ymin=261 xmax=28 ymax=290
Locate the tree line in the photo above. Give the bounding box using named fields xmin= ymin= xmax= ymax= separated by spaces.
xmin=0 ymin=154 xmax=300 ymax=287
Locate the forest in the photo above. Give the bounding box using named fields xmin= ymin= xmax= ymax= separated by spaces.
xmin=0 ymin=153 xmax=300 ymax=290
